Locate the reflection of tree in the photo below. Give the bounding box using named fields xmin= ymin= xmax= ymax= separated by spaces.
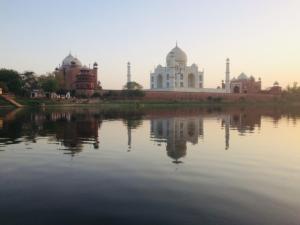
xmin=2 ymin=106 xmax=300 ymax=156
xmin=0 ymin=108 xmax=147 ymax=155
xmin=228 ymin=112 xmax=261 ymax=135
xmin=51 ymin=112 xmax=101 ymax=156
xmin=0 ymin=109 xmax=102 ymax=155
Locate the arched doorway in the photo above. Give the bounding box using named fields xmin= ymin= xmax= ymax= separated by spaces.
xmin=233 ymin=86 xmax=240 ymax=93
xmin=157 ymin=74 xmax=163 ymax=88
xmin=188 ymin=74 xmax=195 ymax=88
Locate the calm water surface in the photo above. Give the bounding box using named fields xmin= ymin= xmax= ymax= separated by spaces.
xmin=0 ymin=107 xmax=300 ymax=225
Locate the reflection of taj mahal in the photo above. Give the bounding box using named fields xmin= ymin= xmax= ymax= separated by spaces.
xmin=151 ymin=117 xmax=204 ymax=163
xmin=150 ymin=112 xmax=262 ymax=163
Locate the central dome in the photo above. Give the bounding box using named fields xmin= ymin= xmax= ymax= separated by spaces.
xmin=238 ymin=73 xmax=248 ymax=80
xmin=62 ymin=54 xmax=82 ymax=67
xmin=166 ymin=45 xmax=187 ymax=67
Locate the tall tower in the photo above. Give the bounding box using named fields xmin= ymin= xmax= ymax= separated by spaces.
xmin=127 ymin=62 xmax=131 ymax=84
xmin=224 ymin=115 xmax=230 ymax=150
xmin=225 ymin=58 xmax=230 ymax=93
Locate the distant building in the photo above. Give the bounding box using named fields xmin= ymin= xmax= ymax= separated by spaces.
xmin=150 ymin=44 xmax=205 ymax=91
xmin=150 ymin=45 xmax=237 ymax=93
xmin=75 ymin=65 xmax=98 ymax=96
xmin=30 ymin=89 xmax=44 ymax=98
xmin=55 ymin=54 xmax=100 ymax=96
xmin=262 ymin=81 xmax=282 ymax=95
xmin=230 ymin=73 xmax=261 ymax=94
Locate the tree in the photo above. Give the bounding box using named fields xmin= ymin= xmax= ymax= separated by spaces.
xmin=21 ymin=71 xmax=39 ymax=96
xmin=0 ymin=69 xmax=22 ymax=95
xmin=286 ymin=82 xmax=300 ymax=94
xmin=0 ymin=81 xmax=8 ymax=93
xmin=123 ymin=81 xmax=143 ymax=90
xmin=40 ymin=77 xmax=59 ymax=93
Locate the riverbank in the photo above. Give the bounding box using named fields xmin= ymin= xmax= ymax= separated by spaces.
xmin=1 ymin=96 xmax=300 ymax=109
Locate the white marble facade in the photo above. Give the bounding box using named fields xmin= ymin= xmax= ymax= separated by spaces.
xmin=150 ymin=44 xmax=204 ymax=90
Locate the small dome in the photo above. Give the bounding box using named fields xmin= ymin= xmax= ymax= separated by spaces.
xmin=238 ymin=73 xmax=248 ymax=80
xmin=166 ymin=44 xmax=187 ymax=67
xmin=274 ymin=81 xmax=279 ymax=86
xmin=81 ymin=65 xmax=89 ymax=70
xmin=62 ymin=54 xmax=82 ymax=67
xmin=191 ymin=63 xmax=198 ymax=68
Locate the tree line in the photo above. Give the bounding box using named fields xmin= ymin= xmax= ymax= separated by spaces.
xmin=0 ymin=68 xmax=145 ymax=98
xmin=0 ymin=69 xmax=59 ymax=96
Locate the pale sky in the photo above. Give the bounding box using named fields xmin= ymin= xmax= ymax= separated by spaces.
xmin=0 ymin=0 xmax=300 ymax=89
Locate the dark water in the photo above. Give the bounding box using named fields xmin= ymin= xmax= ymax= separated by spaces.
xmin=0 ymin=106 xmax=300 ymax=225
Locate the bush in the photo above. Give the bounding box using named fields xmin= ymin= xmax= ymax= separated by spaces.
xmin=0 ymin=69 xmax=23 ymax=95
xmin=103 ymin=90 xmax=120 ymax=99
xmin=121 ymin=90 xmax=145 ymax=98
xmin=0 ymin=81 xmax=9 ymax=93
xmin=91 ymin=92 xmax=102 ymax=98
xmin=76 ymin=94 xmax=88 ymax=99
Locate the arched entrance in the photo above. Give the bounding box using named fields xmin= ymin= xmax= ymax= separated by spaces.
xmin=157 ymin=74 xmax=163 ymax=88
xmin=188 ymin=74 xmax=195 ymax=88
xmin=233 ymin=86 xmax=240 ymax=93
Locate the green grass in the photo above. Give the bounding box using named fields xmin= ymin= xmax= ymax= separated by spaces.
xmin=1 ymin=96 xmax=300 ymax=109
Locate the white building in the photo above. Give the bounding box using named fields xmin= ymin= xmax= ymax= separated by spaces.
xmin=150 ymin=44 xmax=230 ymax=93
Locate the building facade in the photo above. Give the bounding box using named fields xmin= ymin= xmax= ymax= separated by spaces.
xmin=150 ymin=45 xmax=232 ymax=93
xmin=230 ymin=73 xmax=261 ymax=94
xmin=55 ymin=54 xmax=99 ymax=96
xmin=150 ymin=44 xmax=205 ymax=91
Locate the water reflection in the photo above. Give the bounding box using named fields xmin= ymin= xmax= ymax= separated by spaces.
xmin=151 ymin=117 xmax=203 ymax=163
xmin=0 ymin=106 xmax=300 ymax=159
xmin=51 ymin=111 xmax=101 ymax=155
xmin=1 ymin=106 xmax=300 ymax=225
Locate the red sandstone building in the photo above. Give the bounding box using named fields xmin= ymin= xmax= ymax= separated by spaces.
xmin=229 ymin=73 xmax=261 ymax=94
xmin=55 ymin=54 xmax=100 ymax=96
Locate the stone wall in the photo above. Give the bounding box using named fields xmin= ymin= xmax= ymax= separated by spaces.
xmin=144 ymin=90 xmax=278 ymax=102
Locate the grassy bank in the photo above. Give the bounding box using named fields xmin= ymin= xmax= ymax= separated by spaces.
xmin=1 ymin=95 xmax=300 ymax=109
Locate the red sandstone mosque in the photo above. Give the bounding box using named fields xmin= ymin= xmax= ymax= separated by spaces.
xmin=55 ymin=54 xmax=101 ymax=96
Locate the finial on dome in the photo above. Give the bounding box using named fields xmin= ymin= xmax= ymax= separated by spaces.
xmin=176 ymin=41 xmax=178 ymax=47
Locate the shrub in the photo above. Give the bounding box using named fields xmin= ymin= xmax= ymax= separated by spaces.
xmin=121 ymin=90 xmax=145 ymax=98
xmin=91 ymin=92 xmax=102 ymax=98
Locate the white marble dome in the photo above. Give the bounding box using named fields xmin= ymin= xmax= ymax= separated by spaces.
xmin=166 ymin=45 xmax=187 ymax=67
xmin=62 ymin=54 xmax=82 ymax=67
xmin=238 ymin=73 xmax=248 ymax=80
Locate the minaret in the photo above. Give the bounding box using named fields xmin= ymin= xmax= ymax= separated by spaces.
xmin=225 ymin=58 xmax=230 ymax=93
xmin=127 ymin=62 xmax=131 ymax=84
xmin=127 ymin=125 xmax=132 ymax=152
xmin=224 ymin=115 xmax=230 ymax=150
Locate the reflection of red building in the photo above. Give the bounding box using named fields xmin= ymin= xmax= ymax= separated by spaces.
xmin=55 ymin=54 xmax=100 ymax=96
xmin=230 ymin=73 xmax=261 ymax=94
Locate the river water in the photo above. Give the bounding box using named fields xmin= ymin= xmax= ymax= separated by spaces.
xmin=0 ymin=106 xmax=300 ymax=225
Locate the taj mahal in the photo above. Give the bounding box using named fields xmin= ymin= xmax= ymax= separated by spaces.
xmin=150 ymin=44 xmax=230 ymax=93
